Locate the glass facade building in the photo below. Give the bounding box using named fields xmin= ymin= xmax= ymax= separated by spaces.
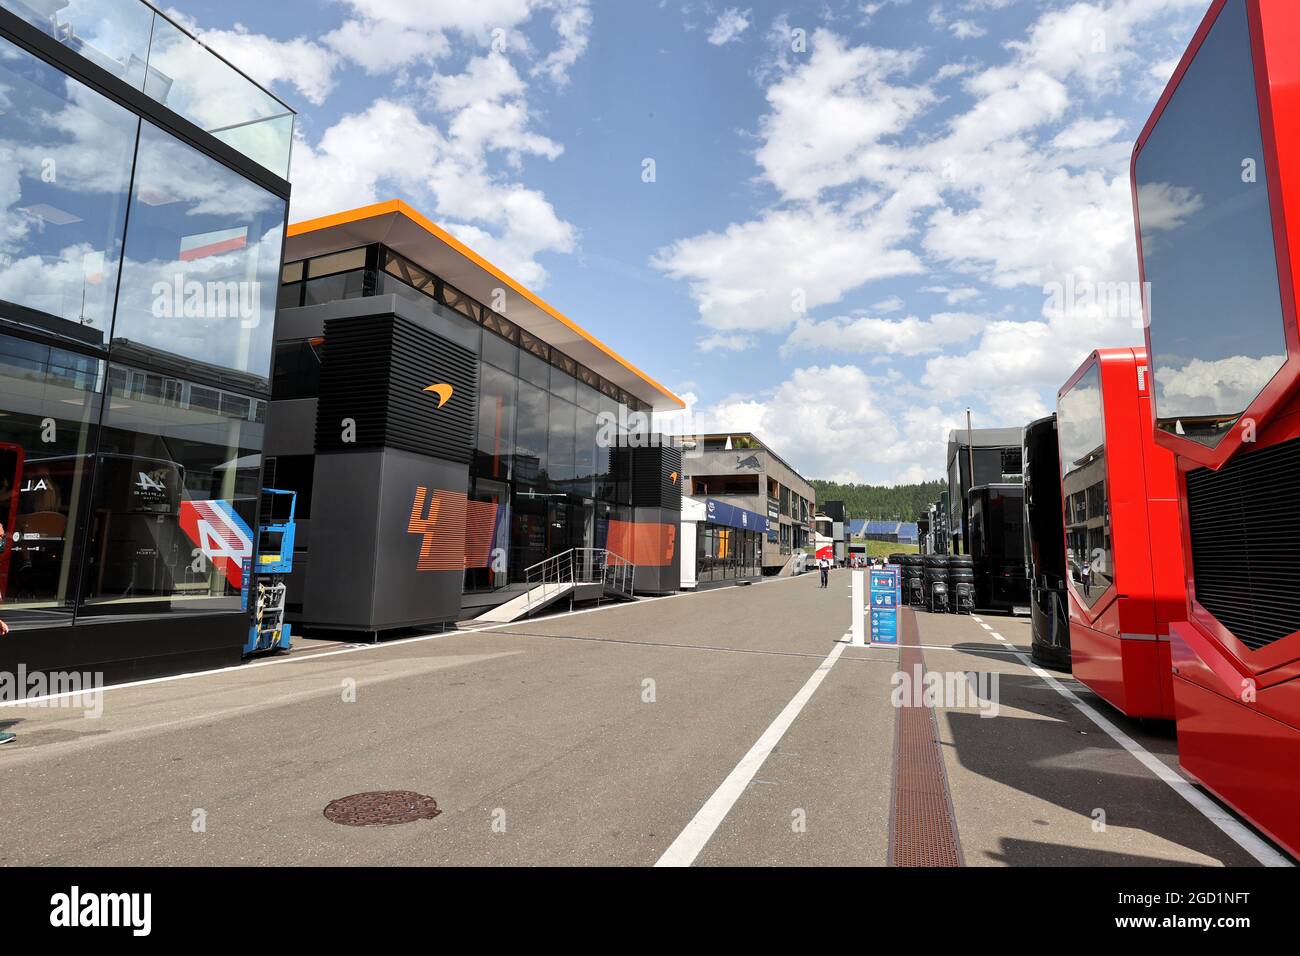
xmin=0 ymin=0 xmax=293 ymax=677
xmin=266 ymin=201 xmax=685 ymax=627
xmin=273 ymin=242 xmax=658 ymax=593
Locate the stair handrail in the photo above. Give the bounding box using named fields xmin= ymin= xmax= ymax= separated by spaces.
xmin=522 ymin=548 xmax=637 ymax=615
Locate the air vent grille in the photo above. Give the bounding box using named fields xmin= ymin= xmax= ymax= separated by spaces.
xmin=1186 ymin=436 xmax=1300 ymax=652
xmin=314 ymin=314 xmax=477 ymax=462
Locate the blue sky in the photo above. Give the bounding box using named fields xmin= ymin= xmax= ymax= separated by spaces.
xmin=172 ymin=0 xmax=1212 ymax=482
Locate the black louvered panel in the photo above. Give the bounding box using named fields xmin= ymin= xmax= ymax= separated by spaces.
xmin=315 ymin=314 xmax=478 ymax=462
xmin=630 ymin=443 xmax=683 ymax=510
xmin=1186 ymin=436 xmax=1300 ymax=651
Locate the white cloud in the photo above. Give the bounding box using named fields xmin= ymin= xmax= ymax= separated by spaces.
xmin=781 ymin=311 xmax=984 ymax=357
xmin=652 ymin=198 xmax=925 ymax=335
xmin=322 ymin=18 xmax=449 ymax=74
xmin=162 ymin=11 xmax=338 ymax=106
xmin=950 ymin=19 xmax=987 ymax=39
xmin=707 ymin=8 xmax=752 ymax=45
xmin=679 ymin=364 xmax=955 ymax=483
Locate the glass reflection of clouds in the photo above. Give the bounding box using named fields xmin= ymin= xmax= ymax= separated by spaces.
xmin=113 ymin=121 xmax=285 ymax=384
xmin=1058 ymin=366 xmax=1111 ymax=609
xmin=1136 ymin=0 xmax=1286 ymax=447
xmin=0 ymin=0 xmax=293 ymax=177
xmin=0 ymin=35 xmax=137 ymax=340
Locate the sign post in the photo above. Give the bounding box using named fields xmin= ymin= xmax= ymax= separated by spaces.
xmin=870 ymin=566 xmax=900 ymax=646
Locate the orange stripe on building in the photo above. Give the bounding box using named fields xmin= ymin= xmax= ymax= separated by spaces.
xmin=607 ymin=520 xmax=677 ymax=567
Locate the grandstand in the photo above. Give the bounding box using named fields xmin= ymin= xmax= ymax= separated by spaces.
xmin=850 ymin=519 xmax=919 ymax=545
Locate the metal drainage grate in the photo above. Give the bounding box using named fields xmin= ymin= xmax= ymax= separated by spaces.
xmin=888 ymin=608 xmax=964 ymax=867
xmin=324 ymin=791 xmax=442 ymax=827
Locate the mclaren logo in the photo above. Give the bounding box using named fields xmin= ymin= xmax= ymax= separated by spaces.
xmin=424 ymin=383 xmax=454 ymax=408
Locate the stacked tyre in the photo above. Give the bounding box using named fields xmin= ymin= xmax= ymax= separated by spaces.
xmin=923 ymin=555 xmax=950 ymax=613
xmin=902 ymin=554 xmax=925 ymax=606
xmin=949 ymin=554 xmax=974 ymax=614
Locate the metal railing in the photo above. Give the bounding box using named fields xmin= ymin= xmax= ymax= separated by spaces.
xmin=523 ymin=548 xmax=635 ymax=616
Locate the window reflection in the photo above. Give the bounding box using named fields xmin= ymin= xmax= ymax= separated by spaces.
xmin=78 ymin=363 xmax=263 ymax=615
xmin=143 ymin=13 xmax=294 ymax=178
xmin=0 ymin=0 xmax=154 ymax=90
xmin=476 ymin=361 xmax=516 ymax=481
xmin=1136 ymin=0 xmax=1286 ymax=446
xmin=0 ymin=333 xmax=102 ymax=628
xmin=113 ymin=122 xmax=285 ymax=385
xmin=1058 ymin=365 xmax=1112 ymax=608
xmin=0 ymin=36 xmax=137 ymax=341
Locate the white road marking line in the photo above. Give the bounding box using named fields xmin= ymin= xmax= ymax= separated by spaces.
xmin=656 ymin=635 xmax=850 ymax=867
xmin=978 ymin=623 xmax=993 ymax=631
xmin=1005 ymin=645 xmax=1293 ymax=867
xmin=938 ymin=608 xmax=1291 ymax=865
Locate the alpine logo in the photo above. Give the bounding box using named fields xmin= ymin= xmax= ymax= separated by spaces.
xmin=179 ymin=499 xmax=253 ymax=588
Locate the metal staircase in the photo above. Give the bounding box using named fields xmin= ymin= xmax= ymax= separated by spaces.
xmin=473 ymin=548 xmax=635 ymax=623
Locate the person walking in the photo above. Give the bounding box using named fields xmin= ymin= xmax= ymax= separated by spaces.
xmin=1080 ymin=558 xmax=1092 ymax=598
xmin=818 ymin=554 xmax=830 ymax=589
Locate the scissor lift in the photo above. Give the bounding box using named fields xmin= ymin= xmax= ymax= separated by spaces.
xmin=242 ymin=489 xmax=297 ymax=656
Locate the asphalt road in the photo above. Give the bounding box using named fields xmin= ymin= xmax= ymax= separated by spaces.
xmin=0 ymin=570 xmax=1282 ymax=866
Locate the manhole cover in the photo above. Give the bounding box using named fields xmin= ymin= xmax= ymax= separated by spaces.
xmin=323 ymin=791 xmax=442 ymax=827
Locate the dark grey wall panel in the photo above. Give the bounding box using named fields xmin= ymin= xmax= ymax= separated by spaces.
xmin=631 ymin=505 xmax=681 ymax=595
xmin=302 ymin=448 xmax=467 ymax=631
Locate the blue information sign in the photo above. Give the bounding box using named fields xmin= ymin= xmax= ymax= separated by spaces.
xmin=869 ymin=567 xmax=900 ymax=646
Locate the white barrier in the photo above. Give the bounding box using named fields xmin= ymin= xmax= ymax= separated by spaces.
xmin=851 ymin=569 xmax=866 ymax=646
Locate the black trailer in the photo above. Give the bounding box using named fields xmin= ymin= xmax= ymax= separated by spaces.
xmin=967 ymin=483 xmax=1030 ymax=615
xmin=1023 ymin=415 xmax=1070 ymax=668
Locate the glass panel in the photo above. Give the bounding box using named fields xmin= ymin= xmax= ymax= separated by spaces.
xmin=114 ymin=121 xmax=285 ymax=384
xmin=1058 ymin=364 xmax=1112 ymax=608
xmin=0 ymin=333 xmax=102 ymax=629
xmin=306 ymin=248 xmax=366 ymax=278
xmin=574 ymin=408 xmax=597 ymax=498
xmin=281 ymin=260 xmax=303 ymax=283
xmin=0 ymin=0 xmax=154 ymax=89
xmin=1136 ymin=0 xmax=1286 ymax=447
xmin=475 ymin=361 xmax=516 ymax=482
xmin=519 ymin=350 xmax=549 ymax=390
xmin=509 ymin=490 xmax=545 ymax=582
xmin=0 ymin=36 xmax=138 ymax=342
xmin=143 ymin=13 xmax=294 ymax=178
xmin=271 ymin=338 xmax=322 ymax=401
xmin=303 ymin=270 xmax=366 ymax=306
xmin=548 ymin=398 xmax=576 ymax=486
xmin=515 ymin=380 xmax=548 ymax=487
xmin=482 ymin=329 xmax=518 ymax=374
xmin=78 ymin=363 xmax=262 ymax=616
xmin=576 ymin=381 xmax=600 ymax=413
xmin=550 ymin=364 xmax=577 ymax=403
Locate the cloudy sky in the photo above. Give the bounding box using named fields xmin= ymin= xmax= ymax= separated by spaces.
xmin=174 ymin=0 xmax=1212 ymax=483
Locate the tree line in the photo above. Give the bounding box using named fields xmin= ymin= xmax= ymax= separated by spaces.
xmin=810 ymin=478 xmax=948 ymax=523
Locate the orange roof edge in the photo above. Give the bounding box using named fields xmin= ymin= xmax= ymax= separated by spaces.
xmin=287 ymin=199 xmax=686 ymax=409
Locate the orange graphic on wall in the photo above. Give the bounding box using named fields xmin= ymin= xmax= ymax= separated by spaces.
xmin=607 ymin=520 xmax=677 ymax=567
xmin=408 ymin=486 xmax=466 ymax=572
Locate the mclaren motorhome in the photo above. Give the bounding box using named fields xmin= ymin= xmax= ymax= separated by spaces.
xmin=1023 ymin=415 xmax=1070 ymax=668
xmin=266 ymin=201 xmax=685 ymax=635
xmin=1057 ymin=348 xmax=1184 ymax=719
xmin=1133 ymin=0 xmax=1300 ymax=858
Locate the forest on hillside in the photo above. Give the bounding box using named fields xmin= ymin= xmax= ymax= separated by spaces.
xmin=810 ymin=479 xmax=948 ymax=522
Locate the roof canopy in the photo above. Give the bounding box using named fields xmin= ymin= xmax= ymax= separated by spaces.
xmin=287 ymin=200 xmax=684 ymax=411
